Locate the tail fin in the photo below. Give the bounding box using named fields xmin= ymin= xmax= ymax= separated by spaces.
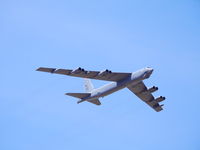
xmin=84 ymin=79 xmax=94 ymax=92
xmin=65 ymin=93 xmax=90 ymax=99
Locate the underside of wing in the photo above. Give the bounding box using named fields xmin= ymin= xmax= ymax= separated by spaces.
xmin=36 ymin=67 xmax=131 ymax=82
xmin=127 ymin=81 xmax=165 ymax=112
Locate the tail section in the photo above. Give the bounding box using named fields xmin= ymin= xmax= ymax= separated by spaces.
xmin=84 ymin=79 xmax=94 ymax=92
xmin=66 ymin=79 xmax=101 ymax=106
xmin=65 ymin=93 xmax=90 ymax=99
xmin=89 ymin=99 xmax=101 ymax=105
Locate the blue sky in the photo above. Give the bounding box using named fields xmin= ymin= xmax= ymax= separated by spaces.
xmin=1 ymin=0 xmax=200 ymax=150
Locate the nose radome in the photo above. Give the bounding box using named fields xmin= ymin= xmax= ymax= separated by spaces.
xmin=143 ymin=67 xmax=154 ymax=79
xmin=149 ymin=68 xmax=154 ymax=72
xmin=147 ymin=67 xmax=154 ymax=72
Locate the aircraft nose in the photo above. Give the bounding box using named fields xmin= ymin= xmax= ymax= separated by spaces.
xmin=144 ymin=68 xmax=154 ymax=78
xmin=148 ymin=68 xmax=154 ymax=73
xmin=146 ymin=67 xmax=153 ymax=73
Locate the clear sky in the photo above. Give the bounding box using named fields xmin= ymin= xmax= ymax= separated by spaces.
xmin=1 ymin=0 xmax=200 ymax=150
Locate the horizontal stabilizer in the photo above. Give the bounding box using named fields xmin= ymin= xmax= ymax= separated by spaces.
xmin=66 ymin=93 xmax=90 ymax=99
xmin=89 ymin=99 xmax=101 ymax=105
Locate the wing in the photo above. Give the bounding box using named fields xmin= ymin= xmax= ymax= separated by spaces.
xmin=36 ymin=67 xmax=131 ymax=82
xmin=127 ymin=81 xmax=165 ymax=112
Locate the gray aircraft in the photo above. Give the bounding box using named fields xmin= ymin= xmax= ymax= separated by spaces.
xmin=36 ymin=67 xmax=165 ymax=112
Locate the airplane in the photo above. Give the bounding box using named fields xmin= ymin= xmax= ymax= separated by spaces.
xmin=36 ymin=67 xmax=165 ymax=112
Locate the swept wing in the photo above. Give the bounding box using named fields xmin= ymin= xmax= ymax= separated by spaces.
xmin=36 ymin=67 xmax=131 ymax=82
xmin=127 ymin=81 xmax=165 ymax=112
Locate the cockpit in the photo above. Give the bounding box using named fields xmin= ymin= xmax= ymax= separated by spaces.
xmin=144 ymin=67 xmax=154 ymax=78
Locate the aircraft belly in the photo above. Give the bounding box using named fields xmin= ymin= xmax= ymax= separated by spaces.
xmin=87 ymin=77 xmax=143 ymax=100
xmin=100 ymin=84 xmax=126 ymax=97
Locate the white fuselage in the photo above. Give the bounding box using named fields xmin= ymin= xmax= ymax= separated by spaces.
xmin=83 ymin=67 xmax=153 ymax=102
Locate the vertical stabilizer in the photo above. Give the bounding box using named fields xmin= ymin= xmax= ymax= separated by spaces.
xmin=84 ymin=79 xmax=94 ymax=92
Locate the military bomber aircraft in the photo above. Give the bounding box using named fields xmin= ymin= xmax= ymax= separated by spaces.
xmin=36 ymin=67 xmax=165 ymax=112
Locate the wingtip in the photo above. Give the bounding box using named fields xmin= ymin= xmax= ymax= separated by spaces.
xmin=156 ymin=108 xmax=163 ymax=112
xmin=35 ymin=67 xmax=57 ymax=73
xmin=36 ymin=67 xmax=42 ymax=71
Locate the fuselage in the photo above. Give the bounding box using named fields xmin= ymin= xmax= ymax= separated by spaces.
xmin=83 ymin=67 xmax=153 ymax=102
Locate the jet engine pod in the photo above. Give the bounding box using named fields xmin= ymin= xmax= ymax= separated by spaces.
xmin=155 ymin=96 xmax=166 ymax=103
xmin=148 ymin=86 xmax=158 ymax=93
xmin=98 ymin=69 xmax=112 ymax=76
xmin=72 ymin=67 xmax=85 ymax=74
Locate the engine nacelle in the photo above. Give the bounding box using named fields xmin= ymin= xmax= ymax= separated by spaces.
xmin=98 ymin=69 xmax=112 ymax=76
xmin=147 ymin=86 xmax=158 ymax=93
xmin=71 ymin=67 xmax=85 ymax=74
xmin=155 ymin=96 xmax=166 ymax=103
